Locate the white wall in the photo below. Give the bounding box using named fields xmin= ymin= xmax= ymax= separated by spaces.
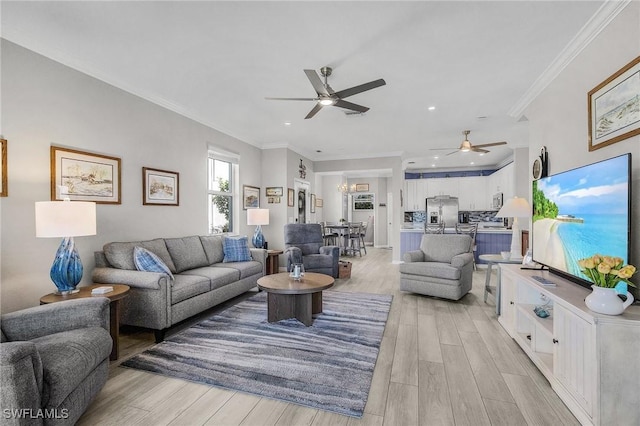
xmin=0 ymin=41 xmax=262 ymax=312
xmin=525 ymin=3 xmax=639 ymax=294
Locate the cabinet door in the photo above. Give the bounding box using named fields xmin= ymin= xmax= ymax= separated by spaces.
xmin=416 ymin=179 xmax=428 ymax=210
xmin=405 ymin=180 xmax=418 ymax=211
xmin=459 ymin=176 xmax=487 ymax=210
xmin=498 ymin=269 xmax=517 ymax=334
xmin=553 ymin=304 xmax=595 ymax=416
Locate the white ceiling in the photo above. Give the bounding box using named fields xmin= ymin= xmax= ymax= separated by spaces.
xmin=2 ymin=1 xmax=606 ymax=171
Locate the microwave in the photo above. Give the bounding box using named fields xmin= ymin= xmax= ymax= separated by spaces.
xmin=492 ymin=193 xmax=503 ymax=209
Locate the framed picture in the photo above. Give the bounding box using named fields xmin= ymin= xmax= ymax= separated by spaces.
xmin=353 ymin=193 xmax=374 ymax=210
xmin=1 ymin=139 xmax=7 ymax=197
xmin=316 ymin=198 xmax=323 ymax=208
xmin=143 ymin=167 xmax=179 ymax=206
xmin=310 ymin=193 xmax=316 ymax=213
xmin=266 ymin=186 xmax=283 ymax=197
xmin=267 ymin=196 xmax=281 ymax=204
xmin=287 ymin=188 xmax=294 ymax=207
xmin=243 ymin=185 xmax=260 ymax=209
xmin=355 ymin=183 xmax=369 ymax=192
xmin=588 ymin=55 xmax=640 ymax=151
xmin=50 ymin=146 xmax=121 ymax=203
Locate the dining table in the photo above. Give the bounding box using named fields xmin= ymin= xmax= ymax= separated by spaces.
xmin=325 ymin=223 xmax=350 ymax=255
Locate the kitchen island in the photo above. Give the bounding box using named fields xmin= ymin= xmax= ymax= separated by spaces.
xmin=400 ymin=224 xmax=513 ymax=264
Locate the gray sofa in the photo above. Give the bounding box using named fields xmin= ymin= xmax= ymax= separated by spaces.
xmin=1 ymin=298 xmax=112 ymax=426
xmin=92 ymin=235 xmax=266 ymax=342
xmin=399 ymin=234 xmax=474 ymax=300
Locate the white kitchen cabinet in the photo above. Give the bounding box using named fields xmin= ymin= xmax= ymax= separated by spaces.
xmin=405 ymin=179 xmax=428 ymax=211
xmin=498 ymin=265 xmax=640 ymax=426
xmin=427 ymin=178 xmax=459 ymax=198
xmin=488 ymin=163 xmax=515 ymax=200
xmin=458 ymin=176 xmax=488 ymax=210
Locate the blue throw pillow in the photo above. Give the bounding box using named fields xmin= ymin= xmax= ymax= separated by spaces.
xmin=223 ymin=236 xmax=252 ymax=262
xmin=133 ymin=246 xmax=174 ymax=279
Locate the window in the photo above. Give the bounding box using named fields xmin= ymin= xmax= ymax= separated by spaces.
xmin=208 ymin=154 xmax=235 ymax=234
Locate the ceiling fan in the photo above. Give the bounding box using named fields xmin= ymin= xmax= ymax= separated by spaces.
xmin=431 ymin=130 xmax=507 ymax=156
xmin=265 ymin=66 xmax=386 ymax=119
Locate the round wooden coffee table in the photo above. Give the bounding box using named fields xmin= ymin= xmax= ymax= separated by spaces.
xmin=257 ymin=272 xmax=334 ymax=326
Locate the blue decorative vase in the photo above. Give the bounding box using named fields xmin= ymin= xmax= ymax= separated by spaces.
xmin=50 ymin=237 xmax=83 ymax=294
xmin=252 ymin=225 xmax=265 ymax=249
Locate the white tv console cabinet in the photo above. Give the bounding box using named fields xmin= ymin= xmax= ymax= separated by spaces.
xmin=498 ymin=264 xmax=640 ymax=426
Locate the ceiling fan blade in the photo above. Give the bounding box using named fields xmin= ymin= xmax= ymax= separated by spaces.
xmin=429 ymin=147 xmax=458 ymax=151
xmin=333 ymin=99 xmax=369 ymax=113
xmin=265 ymin=97 xmax=317 ymax=101
xmin=473 ymin=141 xmax=507 ymax=148
xmin=445 ymin=150 xmax=460 ymax=156
xmin=471 ymin=147 xmax=490 ymax=154
xmin=304 ymin=103 xmax=324 ymax=119
xmin=304 ymin=69 xmax=330 ymax=96
xmin=334 ymin=79 xmax=386 ymax=99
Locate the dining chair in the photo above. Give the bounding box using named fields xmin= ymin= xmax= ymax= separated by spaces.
xmin=359 ymin=221 xmax=368 ymax=254
xmin=424 ymin=222 xmax=445 ymax=234
xmin=345 ymin=222 xmax=363 ymax=257
xmin=455 ymin=222 xmax=478 ymax=270
xmin=320 ymin=221 xmax=338 ymax=246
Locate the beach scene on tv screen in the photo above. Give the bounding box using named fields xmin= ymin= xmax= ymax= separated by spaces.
xmin=532 ymin=155 xmax=629 ymax=281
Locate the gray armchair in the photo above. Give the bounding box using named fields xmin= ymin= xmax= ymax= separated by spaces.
xmin=399 ymin=234 xmax=474 ymax=300
xmin=284 ymin=223 xmax=340 ymax=278
xmin=1 ymin=298 xmax=112 ymax=425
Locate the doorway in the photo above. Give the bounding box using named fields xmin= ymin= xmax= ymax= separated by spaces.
xmin=294 ymin=179 xmax=310 ymax=224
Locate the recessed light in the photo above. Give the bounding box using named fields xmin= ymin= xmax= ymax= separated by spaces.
xmin=434 ymin=156 xmax=439 ymax=159
xmin=428 ymin=106 xmax=436 ymax=111
xmin=284 ymin=122 xmax=291 ymax=126
xmin=470 ymin=162 xmax=475 ymax=165
xmin=479 ymin=153 xmax=485 ymax=156
xmin=432 ymin=164 xmax=436 ymax=167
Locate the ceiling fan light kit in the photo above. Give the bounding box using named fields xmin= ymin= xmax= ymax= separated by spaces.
xmin=266 ymin=66 xmax=386 ymax=119
xmin=431 ymin=130 xmax=507 ymax=156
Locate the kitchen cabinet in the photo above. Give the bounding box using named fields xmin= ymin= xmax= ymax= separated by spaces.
xmin=488 ymin=163 xmax=514 ymax=201
xmin=426 ymin=178 xmax=459 ymax=198
xmin=405 ymin=180 xmax=428 ymax=211
xmin=498 ymin=265 xmax=640 ymax=426
xmin=458 ymin=176 xmax=488 ymax=210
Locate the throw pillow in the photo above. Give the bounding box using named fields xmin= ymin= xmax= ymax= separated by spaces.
xmin=133 ymin=246 xmax=174 ymax=279
xmin=223 ymin=236 xmax=252 ymax=263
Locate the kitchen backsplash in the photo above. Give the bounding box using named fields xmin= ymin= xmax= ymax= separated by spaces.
xmin=406 ymin=210 xmax=501 ymax=223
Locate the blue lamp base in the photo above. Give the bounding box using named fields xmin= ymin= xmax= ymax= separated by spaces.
xmin=252 ymin=225 xmax=265 ymax=249
xmin=50 ymin=237 xmax=83 ymax=295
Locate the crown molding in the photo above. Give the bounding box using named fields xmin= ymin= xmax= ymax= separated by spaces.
xmin=508 ymin=0 xmax=631 ymax=119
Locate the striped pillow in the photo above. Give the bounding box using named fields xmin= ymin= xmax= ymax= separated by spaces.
xmin=223 ymin=236 xmax=252 ymax=263
xmin=133 ymin=246 xmax=174 ymax=279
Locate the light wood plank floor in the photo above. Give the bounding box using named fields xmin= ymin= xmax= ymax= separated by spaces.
xmin=79 ymin=247 xmax=578 ymax=426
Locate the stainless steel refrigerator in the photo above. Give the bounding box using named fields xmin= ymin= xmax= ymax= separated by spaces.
xmin=426 ymin=196 xmax=459 ymax=227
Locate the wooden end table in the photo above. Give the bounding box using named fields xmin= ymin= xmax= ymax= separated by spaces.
xmin=266 ymin=249 xmax=284 ymax=275
xmin=40 ymin=284 xmax=130 ymax=361
xmin=257 ymin=272 xmax=334 ymax=326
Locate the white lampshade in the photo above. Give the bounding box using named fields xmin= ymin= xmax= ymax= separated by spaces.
xmin=495 ymin=197 xmax=531 ymax=218
xmin=35 ymin=200 xmax=97 ymax=238
xmin=247 ymin=208 xmax=269 ymax=226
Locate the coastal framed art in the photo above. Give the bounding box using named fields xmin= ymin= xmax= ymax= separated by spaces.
xmin=287 ymin=188 xmax=294 ymax=207
xmin=266 ymin=186 xmax=283 ymax=197
xmin=353 ymin=193 xmax=374 ymax=210
xmin=588 ymin=55 xmax=640 ymax=151
xmin=50 ymin=146 xmax=121 ymax=204
xmin=243 ymin=185 xmax=260 ymax=209
xmin=143 ymin=167 xmax=179 ymax=206
xmin=1 ymin=139 xmax=7 ymax=197
xmin=310 ymin=193 xmax=316 ymax=213
xmin=355 ymin=183 xmax=369 ymax=192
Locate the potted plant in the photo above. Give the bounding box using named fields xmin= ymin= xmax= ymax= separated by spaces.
xmin=578 ymin=255 xmax=636 ymax=315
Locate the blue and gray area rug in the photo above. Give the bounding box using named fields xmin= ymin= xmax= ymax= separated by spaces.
xmin=122 ymin=290 xmax=392 ymax=417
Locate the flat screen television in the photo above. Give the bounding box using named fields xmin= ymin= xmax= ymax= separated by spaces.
xmin=531 ymin=153 xmax=631 ymax=288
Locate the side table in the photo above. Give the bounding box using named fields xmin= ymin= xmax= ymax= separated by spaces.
xmin=40 ymin=284 xmax=130 ymax=361
xmin=479 ymin=254 xmax=522 ymax=315
xmin=266 ymin=249 xmax=283 ymax=275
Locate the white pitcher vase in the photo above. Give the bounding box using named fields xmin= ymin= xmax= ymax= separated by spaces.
xmin=585 ymin=285 xmax=634 ymax=315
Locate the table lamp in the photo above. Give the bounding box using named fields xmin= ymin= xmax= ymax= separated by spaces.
xmin=247 ymin=208 xmax=269 ymax=249
xmin=495 ymin=196 xmax=531 ymax=260
xmin=35 ymin=199 xmax=97 ymax=294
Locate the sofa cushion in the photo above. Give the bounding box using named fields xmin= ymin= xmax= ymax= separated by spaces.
xmin=213 ymin=261 xmax=262 ymax=279
xmin=223 ymin=236 xmax=252 ymax=262
xmin=32 ymin=327 xmax=112 ymax=408
xmin=133 ymin=246 xmax=174 ymax=280
xmin=420 ymin=234 xmax=472 ymax=263
xmin=200 ymin=235 xmax=225 ymax=264
xmin=104 ymin=239 xmax=176 ymax=273
xmin=399 ymin=261 xmax=462 ymax=281
xmin=171 ymin=274 xmax=212 ymax=304
xmin=165 ymin=236 xmax=209 ymax=273
xmin=303 ymin=254 xmax=335 ymax=271
xmin=182 ymin=267 xmax=240 ymax=291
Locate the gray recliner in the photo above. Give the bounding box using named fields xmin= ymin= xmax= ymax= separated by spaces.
xmin=0 ymin=298 xmax=112 ymax=425
xmin=400 ymin=234 xmax=474 ymax=300
xmin=284 ymin=223 xmax=340 ymax=278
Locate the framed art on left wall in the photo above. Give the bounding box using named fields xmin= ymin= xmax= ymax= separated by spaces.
xmin=50 ymin=146 xmax=121 ymax=204
xmin=143 ymin=167 xmax=179 ymax=206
